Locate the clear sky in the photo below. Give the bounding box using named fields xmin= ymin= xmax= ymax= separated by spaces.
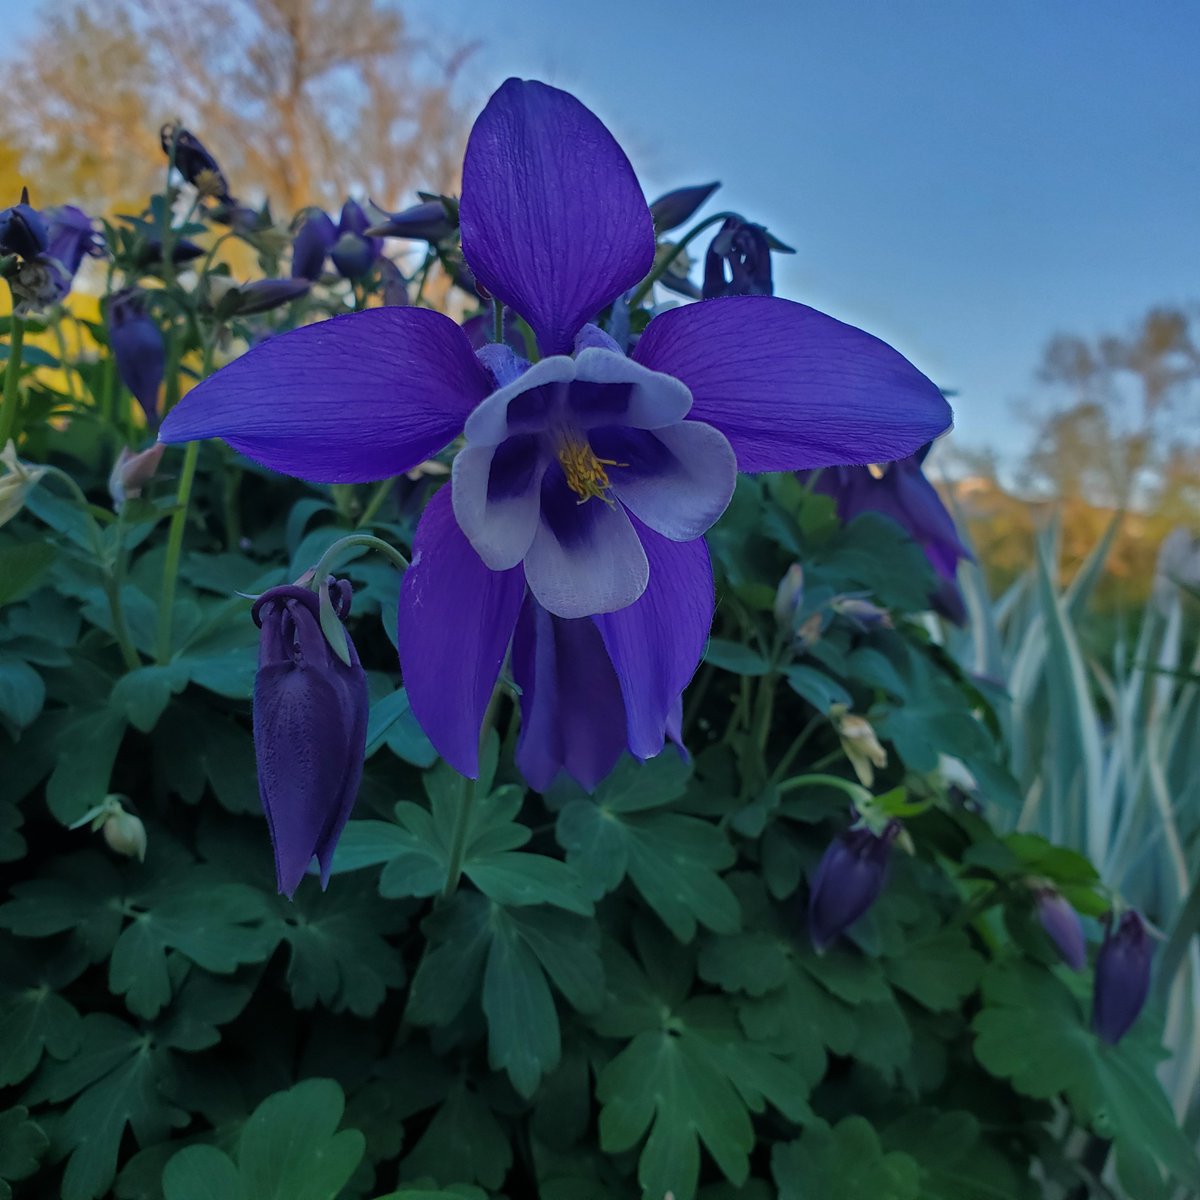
xmin=8 ymin=0 xmax=1199 ymax=464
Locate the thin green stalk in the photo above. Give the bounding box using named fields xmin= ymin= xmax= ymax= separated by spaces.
xmin=442 ymin=772 xmax=476 ymax=898
xmin=0 ymin=309 xmax=25 ymax=448
xmin=628 ymin=210 xmax=743 ymax=309
xmin=155 ymin=439 xmax=200 ymax=663
xmin=355 ymin=476 xmax=396 ymax=529
xmin=492 ymin=298 xmax=504 ymax=343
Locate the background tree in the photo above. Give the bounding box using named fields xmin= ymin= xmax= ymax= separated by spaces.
xmin=2 ymin=0 xmax=475 ymax=215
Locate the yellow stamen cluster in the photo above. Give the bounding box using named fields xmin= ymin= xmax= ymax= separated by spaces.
xmin=557 ymin=438 xmax=620 ymax=506
xmin=867 ymin=462 xmax=889 ymax=481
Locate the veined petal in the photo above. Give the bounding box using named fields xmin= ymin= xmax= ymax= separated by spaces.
xmin=634 ymin=296 xmax=952 ymax=472
xmin=594 ymin=521 xmax=713 ymax=760
xmin=397 ymin=486 xmax=525 ymax=777
xmin=460 ymin=78 xmax=654 ymax=357
xmin=511 ymin=597 xmax=627 ymax=792
xmin=593 ymin=420 xmax=736 ymax=542
xmin=159 ymin=307 xmax=491 ymax=483
xmin=524 ymin=464 xmax=649 ymax=618
xmin=451 ymin=438 xmax=547 ymax=570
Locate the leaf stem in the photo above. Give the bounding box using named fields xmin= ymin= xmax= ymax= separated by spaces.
xmin=0 ymin=307 xmax=25 ymax=448
xmin=155 ymin=439 xmax=200 ymax=663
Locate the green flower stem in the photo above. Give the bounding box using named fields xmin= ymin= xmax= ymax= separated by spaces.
xmin=492 ymin=298 xmax=504 ymax=343
xmin=443 ymin=683 xmax=505 ymax=898
xmin=0 ymin=309 xmax=25 ymax=449
xmin=155 ymin=438 xmax=200 ymax=663
xmin=308 ymin=532 xmax=409 ymax=582
xmin=627 ymin=210 xmax=742 ymax=309
xmin=355 ymin=477 xmax=396 ymax=529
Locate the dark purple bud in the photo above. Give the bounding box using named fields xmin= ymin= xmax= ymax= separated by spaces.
xmin=808 ymin=821 xmax=900 ymax=951
xmin=251 ymin=580 xmax=368 ymax=896
xmin=648 ymin=181 xmax=720 ymax=233
xmin=1035 ymin=888 xmax=1086 ymax=970
xmin=377 ymin=256 xmax=409 ymax=307
xmin=703 ymin=217 xmax=775 ymax=299
xmin=1092 ymin=910 xmax=1154 ymax=1045
xmin=160 ymin=122 xmax=232 ymax=202
xmin=291 ymin=210 xmax=336 ymax=281
xmin=136 ymin=237 xmax=205 ymax=270
xmin=221 ymin=278 xmax=310 ymax=317
xmin=0 ymin=199 xmax=50 ymax=260
xmin=107 ymin=290 xmax=165 ymax=427
xmin=366 ymin=198 xmax=456 ymax=243
xmin=331 ymin=200 xmax=382 ymax=280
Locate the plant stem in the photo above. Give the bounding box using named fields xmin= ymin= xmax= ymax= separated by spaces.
xmin=627 ymin=210 xmax=742 ymax=309
xmin=0 ymin=310 xmax=25 ymax=448
xmin=355 ymin=476 xmax=395 ymax=529
xmin=308 ymin=532 xmax=410 ymax=582
xmin=155 ymin=439 xmax=199 ymax=663
xmin=442 ymin=771 xmax=476 ymax=898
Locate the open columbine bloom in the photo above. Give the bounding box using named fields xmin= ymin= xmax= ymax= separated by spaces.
xmin=160 ymin=78 xmax=952 ymax=786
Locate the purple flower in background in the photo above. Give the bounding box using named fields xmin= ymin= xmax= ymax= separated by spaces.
xmin=43 ymin=205 xmax=105 ymax=298
xmin=108 ymin=291 xmax=166 ymax=427
xmin=0 ymin=195 xmax=49 ymax=261
xmin=252 ymin=579 xmax=368 ymax=896
xmin=161 ymin=122 xmax=233 ymax=202
xmin=330 ymin=200 xmax=383 ymax=280
xmin=703 ymin=216 xmax=791 ymax=299
xmin=805 ymin=443 xmax=972 ymax=623
xmin=1035 ymin=887 xmax=1087 ymax=971
xmin=367 ymin=198 xmax=456 ymax=243
xmin=1092 ymin=910 xmax=1154 ymax=1045
xmin=808 ymin=821 xmax=900 ymax=951
xmin=291 ymin=209 xmax=337 ymax=281
xmin=160 ymin=78 xmax=951 ymax=785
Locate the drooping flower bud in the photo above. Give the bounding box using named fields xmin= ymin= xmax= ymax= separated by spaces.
xmin=135 ymin=236 xmax=205 ymax=271
xmin=0 ymin=440 xmax=48 ymax=528
xmin=291 ymin=209 xmax=337 ymax=281
xmin=0 ymin=195 xmax=50 ymax=260
xmin=366 ymin=198 xmax=456 ymax=243
xmin=831 ymin=595 xmax=894 ymax=629
xmin=831 ymin=706 xmax=888 ymax=788
xmin=773 ymin=563 xmax=805 ymax=629
xmin=251 ymin=579 xmax=368 ymax=896
xmin=1034 ymin=887 xmax=1086 ymax=970
xmin=1092 ymin=910 xmax=1154 ymax=1045
xmin=216 ymin=278 xmax=310 ymax=319
xmin=330 ymin=200 xmax=382 ymax=280
xmin=107 ymin=291 xmax=166 ymax=427
xmin=160 ymin=123 xmax=233 ymax=202
xmin=703 ymin=216 xmax=783 ymax=298
xmin=649 ymin=181 xmax=720 ymax=233
xmin=109 ymin=443 xmax=166 ymax=509
xmin=102 ymin=806 xmax=148 ymax=862
xmin=808 ymin=820 xmax=901 ymax=951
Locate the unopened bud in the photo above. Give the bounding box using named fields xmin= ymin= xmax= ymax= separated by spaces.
xmin=831 ymin=706 xmax=888 ymax=788
xmin=649 ymin=182 xmax=720 ymax=233
xmin=1034 ymin=887 xmax=1086 ymax=970
xmin=1092 ymin=910 xmax=1153 ymax=1045
xmin=808 ymin=820 xmax=900 ymax=950
xmin=102 ymin=807 xmax=147 ymax=861
xmin=0 ymin=440 xmax=47 ymax=527
xmin=365 ymin=198 xmax=456 ymax=243
xmin=831 ymin=595 xmax=893 ymax=629
xmin=773 ymin=563 xmax=805 ymax=628
xmin=109 ymin=443 xmax=165 ymax=509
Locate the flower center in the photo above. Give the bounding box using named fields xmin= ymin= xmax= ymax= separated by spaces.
xmin=557 ymin=436 xmax=620 ymax=506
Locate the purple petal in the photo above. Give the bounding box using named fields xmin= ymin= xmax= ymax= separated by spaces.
xmin=159 ymin=307 xmax=490 ymax=483
xmin=450 ymin=439 xmax=548 ymax=570
xmin=396 ymin=486 xmax=525 ymax=777
xmin=593 ymin=420 xmax=736 ymax=542
xmin=594 ymin=521 xmax=712 ymax=759
xmin=524 ymin=464 xmax=648 ymax=618
xmin=511 ymin=597 xmax=627 ymax=792
xmin=634 ymin=296 xmax=953 ymax=472
xmin=459 ymin=78 xmax=655 ymax=357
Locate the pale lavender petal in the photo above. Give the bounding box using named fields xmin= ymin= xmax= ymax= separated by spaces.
xmin=595 ymin=521 xmax=712 ymax=759
xmin=397 ymin=486 xmax=525 ymax=777
xmin=634 ymin=296 xmax=952 ymax=472
xmin=511 ymin=597 xmax=626 ymax=792
xmin=450 ymin=438 xmax=547 ymax=570
xmin=523 ymin=464 xmax=648 ymax=618
xmin=592 ymin=420 xmax=736 ymax=542
xmin=159 ymin=308 xmax=491 ymax=483
xmin=459 ymin=79 xmax=654 ymax=356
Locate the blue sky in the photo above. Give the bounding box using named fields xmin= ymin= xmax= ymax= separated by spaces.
xmin=8 ymin=1 xmax=1199 ymax=465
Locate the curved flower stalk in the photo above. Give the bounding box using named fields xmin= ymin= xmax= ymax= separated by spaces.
xmin=160 ymin=78 xmax=952 ymax=787
xmin=804 ymin=442 xmax=972 ymax=623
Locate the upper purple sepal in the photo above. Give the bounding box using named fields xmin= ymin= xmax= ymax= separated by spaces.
xmin=459 ymin=79 xmax=655 ymax=358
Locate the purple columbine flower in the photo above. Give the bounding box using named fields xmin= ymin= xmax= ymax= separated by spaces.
xmin=159 ymin=78 xmax=951 ymax=786
xmin=330 ymin=200 xmax=383 ymax=280
xmin=43 ymin=205 xmax=104 ymax=298
xmin=252 ymin=579 xmax=368 ymax=896
xmin=0 ymin=195 xmax=49 ymax=261
xmin=161 ymin=122 xmax=233 ymax=202
xmin=108 ymin=290 xmax=166 ymax=427
xmin=291 ymin=209 xmax=337 ymax=281
xmin=805 ymin=443 xmax=972 ymax=623
xmin=808 ymin=821 xmax=900 ymax=951
xmin=1092 ymin=910 xmax=1154 ymax=1045
xmin=1035 ymin=887 xmax=1087 ymax=971
xmin=703 ymin=216 xmax=778 ymax=298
